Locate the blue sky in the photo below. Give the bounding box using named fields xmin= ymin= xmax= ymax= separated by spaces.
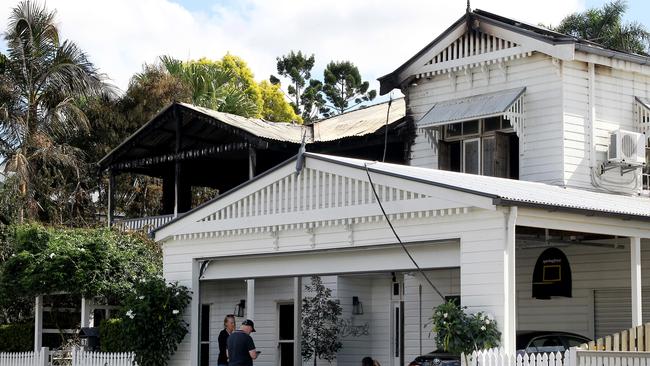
xmin=0 ymin=0 xmax=648 ymax=97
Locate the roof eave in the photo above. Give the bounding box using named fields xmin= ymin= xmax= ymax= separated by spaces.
xmin=493 ymin=198 xmax=650 ymax=223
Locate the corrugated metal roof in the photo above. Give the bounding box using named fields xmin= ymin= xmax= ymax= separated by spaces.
xmin=180 ymin=99 xmax=406 ymax=144
xmin=179 ymin=103 xmax=306 ymax=143
xmin=418 ymin=88 xmax=525 ymax=128
xmin=313 ymin=98 xmax=406 ymax=142
xmin=307 ymin=153 xmax=650 ymax=220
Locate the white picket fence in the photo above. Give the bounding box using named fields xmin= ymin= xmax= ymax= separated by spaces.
xmin=0 ymin=348 xmax=48 ymax=366
xmin=0 ymin=348 xmax=135 ymax=366
xmin=461 ymin=347 xmax=650 ymax=366
xmin=71 ymin=349 xmax=135 ymax=366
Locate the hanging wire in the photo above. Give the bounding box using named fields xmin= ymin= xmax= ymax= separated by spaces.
xmin=363 ymin=162 xmax=446 ymax=301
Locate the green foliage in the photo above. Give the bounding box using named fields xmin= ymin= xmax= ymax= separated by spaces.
xmin=322 ymin=61 xmax=376 ymax=117
xmin=301 ymin=275 xmax=342 ymax=365
xmin=0 ymin=224 xmax=161 ymax=304
xmin=160 ymin=55 xmax=259 ymax=117
xmin=554 ymin=0 xmax=650 ymax=55
xmin=120 ymin=278 xmax=191 ymax=366
xmin=259 ymin=80 xmax=302 ymax=123
xmin=0 ymin=0 xmax=113 ymax=223
xmin=0 ymin=323 xmax=33 ymax=351
xmin=430 ymin=301 xmax=500 ymax=355
xmin=273 ymin=51 xmax=320 ymax=121
xmin=99 ymin=318 xmax=131 ymax=352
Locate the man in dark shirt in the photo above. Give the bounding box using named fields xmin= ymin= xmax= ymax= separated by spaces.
xmin=218 ymin=314 xmax=236 ymax=366
xmin=227 ymin=319 xmax=258 ymax=366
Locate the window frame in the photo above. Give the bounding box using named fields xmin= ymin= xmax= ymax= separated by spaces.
xmin=462 ymin=138 xmax=481 ymax=174
xmin=442 ymin=117 xmax=516 ymax=177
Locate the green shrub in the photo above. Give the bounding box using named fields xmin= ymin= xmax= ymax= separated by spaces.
xmin=430 ymin=301 xmax=500 ymax=355
xmin=120 ymin=279 xmax=191 ymax=366
xmin=0 ymin=323 xmax=33 ymax=351
xmin=0 ymin=224 xmax=161 ymax=304
xmin=99 ymin=318 xmax=132 ymax=352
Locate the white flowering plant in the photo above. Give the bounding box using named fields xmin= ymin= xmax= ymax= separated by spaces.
xmin=430 ymin=301 xmax=500 ymax=356
xmin=118 ymin=278 xmax=191 ymax=366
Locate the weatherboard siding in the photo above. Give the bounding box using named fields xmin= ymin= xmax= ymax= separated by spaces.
xmin=408 ymin=53 xmax=565 ymax=185
xmin=516 ymin=238 xmax=650 ymax=339
xmin=561 ymin=58 xmax=649 ymax=192
xmin=163 ymin=207 xmax=508 ymax=366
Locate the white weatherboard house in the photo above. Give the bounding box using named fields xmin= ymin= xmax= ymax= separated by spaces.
xmin=156 ymin=8 xmax=650 ymax=366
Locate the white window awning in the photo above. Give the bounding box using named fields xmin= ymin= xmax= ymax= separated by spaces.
xmin=417 ymin=87 xmax=526 ymax=135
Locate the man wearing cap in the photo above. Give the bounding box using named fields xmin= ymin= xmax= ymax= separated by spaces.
xmin=226 ymin=319 xmax=259 ymax=366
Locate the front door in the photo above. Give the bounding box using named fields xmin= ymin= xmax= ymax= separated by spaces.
xmin=278 ymin=303 xmax=294 ymax=366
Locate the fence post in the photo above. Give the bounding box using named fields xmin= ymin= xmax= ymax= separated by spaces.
xmin=40 ymin=347 xmax=49 ymax=366
xmin=568 ymin=348 xmax=577 ymax=366
xmin=71 ymin=347 xmax=77 ymax=366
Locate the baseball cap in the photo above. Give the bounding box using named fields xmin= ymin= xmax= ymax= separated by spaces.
xmin=242 ymin=319 xmax=256 ymax=332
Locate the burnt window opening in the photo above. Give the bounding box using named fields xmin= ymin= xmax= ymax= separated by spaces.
xmin=438 ymin=117 xmax=519 ymax=179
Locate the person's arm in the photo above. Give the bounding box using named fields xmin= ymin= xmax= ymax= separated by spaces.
xmin=218 ymin=331 xmax=227 ymax=357
xmin=248 ymin=336 xmax=258 ymax=360
xmin=249 ymin=349 xmax=258 ymax=360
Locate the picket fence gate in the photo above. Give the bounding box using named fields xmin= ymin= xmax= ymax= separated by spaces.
xmin=461 ymin=347 xmax=650 ymax=366
xmin=0 ymin=348 xmax=135 ymax=366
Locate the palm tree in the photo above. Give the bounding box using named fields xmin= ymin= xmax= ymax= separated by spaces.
xmin=159 ymin=56 xmax=259 ymax=117
xmin=554 ymin=0 xmax=650 ymax=55
xmin=0 ymin=1 xmax=113 ymax=222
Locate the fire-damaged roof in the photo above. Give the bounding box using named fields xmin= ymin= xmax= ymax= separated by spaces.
xmin=98 ymin=99 xmax=410 ymax=178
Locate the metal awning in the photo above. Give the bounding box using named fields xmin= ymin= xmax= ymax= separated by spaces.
xmin=418 ymin=87 xmax=526 ymax=128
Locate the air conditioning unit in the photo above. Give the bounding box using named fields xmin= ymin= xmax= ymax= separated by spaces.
xmin=608 ymin=129 xmax=646 ymax=165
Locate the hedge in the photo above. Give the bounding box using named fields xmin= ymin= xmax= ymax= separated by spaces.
xmin=0 ymin=323 xmax=33 ymax=352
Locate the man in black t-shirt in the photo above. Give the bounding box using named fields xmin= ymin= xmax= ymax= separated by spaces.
xmin=227 ymin=319 xmax=258 ymax=366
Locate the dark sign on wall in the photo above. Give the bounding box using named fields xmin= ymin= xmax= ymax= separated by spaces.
xmin=532 ymin=247 xmax=572 ymax=299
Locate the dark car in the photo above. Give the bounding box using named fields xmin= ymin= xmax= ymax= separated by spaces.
xmin=408 ymin=331 xmax=591 ymax=366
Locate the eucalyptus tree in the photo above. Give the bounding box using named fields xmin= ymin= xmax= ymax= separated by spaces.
xmin=0 ymin=1 xmax=113 ymax=223
xmin=554 ymin=0 xmax=650 ymax=54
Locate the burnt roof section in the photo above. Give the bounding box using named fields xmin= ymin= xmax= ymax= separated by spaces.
xmin=98 ymin=99 xmax=407 ymax=172
xmin=378 ymin=8 xmax=650 ymax=94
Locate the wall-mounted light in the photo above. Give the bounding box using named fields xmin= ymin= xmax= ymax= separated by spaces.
xmin=352 ymin=296 xmax=364 ymax=315
xmin=234 ymin=299 xmax=246 ymax=318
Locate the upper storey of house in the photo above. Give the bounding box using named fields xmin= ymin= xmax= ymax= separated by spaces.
xmin=379 ymin=8 xmax=650 ymax=196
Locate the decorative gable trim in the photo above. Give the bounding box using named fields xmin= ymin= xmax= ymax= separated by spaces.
xmin=415 ymin=29 xmax=533 ymax=78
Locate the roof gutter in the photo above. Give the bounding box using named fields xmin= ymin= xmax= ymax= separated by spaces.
xmin=575 ymin=43 xmax=650 ymax=66
xmin=492 ymin=198 xmax=650 ymax=223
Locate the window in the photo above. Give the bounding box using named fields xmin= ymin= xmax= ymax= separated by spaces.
xmin=525 ymin=336 xmax=564 ymax=353
xmin=200 ymin=304 xmax=210 ymax=366
xmin=439 ymin=118 xmax=518 ymax=179
xmin=564 ymin=336 xmax=589 ymax=348
xmin=463 ymin=139 xmax=480 ymax=174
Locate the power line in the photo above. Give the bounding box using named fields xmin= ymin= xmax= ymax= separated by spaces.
xmin=363 ymin=163 xmax=446 ymax=301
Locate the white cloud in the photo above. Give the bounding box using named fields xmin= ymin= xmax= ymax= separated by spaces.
xmin=0 ymin=0 xmax=585 ymax=94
